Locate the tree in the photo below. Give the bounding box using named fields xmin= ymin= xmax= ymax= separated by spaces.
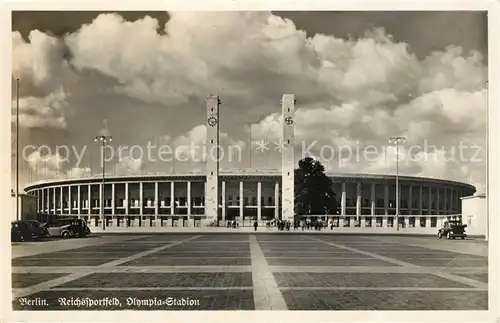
xmin=294 ymin=157 xmax=339 ymax=220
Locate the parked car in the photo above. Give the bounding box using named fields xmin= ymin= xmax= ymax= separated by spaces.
xmin=24 ymin=220 xmax=50 ymax=238
xmin=11 ymin=220 xmax=49 ymax=242
xmin=43 ymin=219 xmax=91 ymax=238
xmin=437 ymin=220 xmax=467 ymax=239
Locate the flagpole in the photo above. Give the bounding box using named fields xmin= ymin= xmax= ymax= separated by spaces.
xmin=15 ymin=77 xmax=20 ymax=221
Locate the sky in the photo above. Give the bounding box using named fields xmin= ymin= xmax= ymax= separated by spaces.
xmin=11 ymin=11 xmax=488 ymax=193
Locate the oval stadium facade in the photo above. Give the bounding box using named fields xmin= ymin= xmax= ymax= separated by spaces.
xmin=24 ymin=169 xmax=475 ymax=230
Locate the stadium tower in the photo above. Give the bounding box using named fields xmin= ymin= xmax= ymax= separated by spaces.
xmin=281 ymin=94 xmax=295 ymax=222
xmin=205 ymin=94 xmax=220 ymax=225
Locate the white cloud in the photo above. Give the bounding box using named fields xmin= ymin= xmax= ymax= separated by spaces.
xmin=114 ymin=156 xmax=143 ymax=175
xmin=66 ymin=167 xmax=92 ymax=178
xmin=26 ymin=150 xmax=68 ymax=179
xmin=14 ymin=88 xmax=68 ymax=129
xmin=12 ymin=12 xmax=487 ymax=192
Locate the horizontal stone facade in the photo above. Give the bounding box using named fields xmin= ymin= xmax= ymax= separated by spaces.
xmin=24 ymin=173 xmax=475 ymax=228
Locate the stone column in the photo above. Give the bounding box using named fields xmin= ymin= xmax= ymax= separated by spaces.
xmin=187 ymin=181 xmax=191 ymax=215
xmin=170 ymin=181 xmax=175 ymax=215
xmin=139 ymin=182 xmax=144 ymax=216
xmin=384 ymin=183 xmax=389 ymax=216
xmin=239 ymin=181 xmax=244 ymax=219
xmin=87 ymin=184 xmax=91 ymax=214
xmin=257 ymin=181 xmax=262 ymax=221
xmin=124 ymin=182 xmax=129 ymax=215
xmin=274 ymin=181 xmax=279 ymax=219
xmin=68 ymin=186 xmax=72 ymax=215
xmin=41 ymin=189 xmax=45 ymax=213
xmin=60 ymin=186 xmax=64 ymax=214
xmin=426 ymin=217 xmax=431 ymax=228
xmin=112 ymin=183 xmax=116 ymax=215
xmin=77 ymin=185 xmax=81 ymax=215
xmin=222 ymin=181 xmax=226 ymax=222
xmin=356 ymin=182 xmax=362 ymax=217
xmin=53 ymin=187 xmax=56 ymax=214
xmin=370 ymin=183 xmax=376 ymax=216
xmin=154 ymin=182 xmax=159 ymax=215
xmin=341 ymin=182 xmax=346 ymax=216
xmin=99 ymin=183 xmax=103 ymax=219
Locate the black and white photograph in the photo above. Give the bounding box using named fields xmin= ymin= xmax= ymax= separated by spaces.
xmin=3 ymin=2 xmax=499 ymax=321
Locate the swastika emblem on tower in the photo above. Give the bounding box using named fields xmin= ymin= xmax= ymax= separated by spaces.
xmin=207 ymin=117 xmax=218 ymax=127
xmin=285 ymin=117 xmax=293 ymax=125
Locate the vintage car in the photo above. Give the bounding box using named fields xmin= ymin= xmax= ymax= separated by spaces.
xmin=437 ymin=220 xmax=467 ymax=239
xmin=11 ymin=220 xmax=49 ymax=242
xmin=43 ymin=219 xmax=91 ymax=238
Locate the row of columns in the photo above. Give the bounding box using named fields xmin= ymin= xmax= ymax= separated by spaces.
xmin=321 ymin=215 xmax=443 ymax=228
xmin=32 ymin=180 xmax=464 ymax=218
xmin=340 ymin=182 xmax=461 ymax=215
xmin=35 ymin=181 xmax=282 ymax=221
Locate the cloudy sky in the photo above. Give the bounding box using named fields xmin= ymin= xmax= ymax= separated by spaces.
xmin=11 ymin=11 xmax=488 ymax=192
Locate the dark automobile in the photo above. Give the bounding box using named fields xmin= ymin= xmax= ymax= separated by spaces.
xmin=11 ymin=220 xmax=49 ymax=242
xmin=44 ymin=219 xmax=91 ymax=238
xmin=437 ymin=220 xmax=467 ymax=239
xmin=24 ymin=220 xmax=50 ymax=238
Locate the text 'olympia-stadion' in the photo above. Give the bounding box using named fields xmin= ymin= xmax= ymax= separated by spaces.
xmin=24 ymin=94 xmax=476 ymax=230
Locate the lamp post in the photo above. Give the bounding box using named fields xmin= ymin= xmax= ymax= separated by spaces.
xmin=15 ymin=77 xmax=20 ymax=221
xmin=389 ymin=136 xmax=406 ymax=231
xmin=94 ymin=135 xmax=112 ymax=230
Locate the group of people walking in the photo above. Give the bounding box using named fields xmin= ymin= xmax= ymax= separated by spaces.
xmin=226 ymin=220 xmax=239 ymax=228
xmin=224 ymin=218 xmax=337 ymax=231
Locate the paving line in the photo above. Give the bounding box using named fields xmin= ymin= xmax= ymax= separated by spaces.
xmin=264 ymin=257 xmax=372 ymax=260
xmin=368 ymin=236 xmax=488 ymax=257
xmin=95 ymin=256 xmax=253 ymax=259
xmin=12 ymin=235 xmax=203 ymax=298
xmin=249 ymin=235 xmax=288 ymax=310
xmin=47 ymin=287 xmax=253 ymax=291
xmin=303 ymin=236 xmax=488 ymax=289
xmin=11 ymin=236 xmax=153 ymax=259
xmin=278 ymin=287 xmax=488 ymax=292
xmin=268 ymin=265 xmax=489 ymax=274
xmin=12 ymin=265 xmax=488 ymax=275
xmin=14 ymin=257 xmax=137 ymax=260
xmin=12 ymin=265 xmax=253 ymax=274
xmin=99 ymin=235 xmax=202 ymax=267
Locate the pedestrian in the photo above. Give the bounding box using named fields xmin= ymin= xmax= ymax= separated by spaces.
xmin=254 ymin=221 xmax=258 ymax=231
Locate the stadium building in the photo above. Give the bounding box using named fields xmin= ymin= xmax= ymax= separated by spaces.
xmin=22 ymin=94 xmax=477 ymax=230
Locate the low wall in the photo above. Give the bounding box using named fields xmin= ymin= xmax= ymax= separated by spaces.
xmin=89 ymin=226 xmax=453 ymax=235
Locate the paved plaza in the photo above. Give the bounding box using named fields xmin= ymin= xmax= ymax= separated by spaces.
xmin=12 ymin=234 xmax=488 ymax=310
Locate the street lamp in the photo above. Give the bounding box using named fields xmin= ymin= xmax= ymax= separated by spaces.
xmin=94 ymin=135 xmax=112 ymax=230
xmin=389 ymin=136 xmax=406 ymax=231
